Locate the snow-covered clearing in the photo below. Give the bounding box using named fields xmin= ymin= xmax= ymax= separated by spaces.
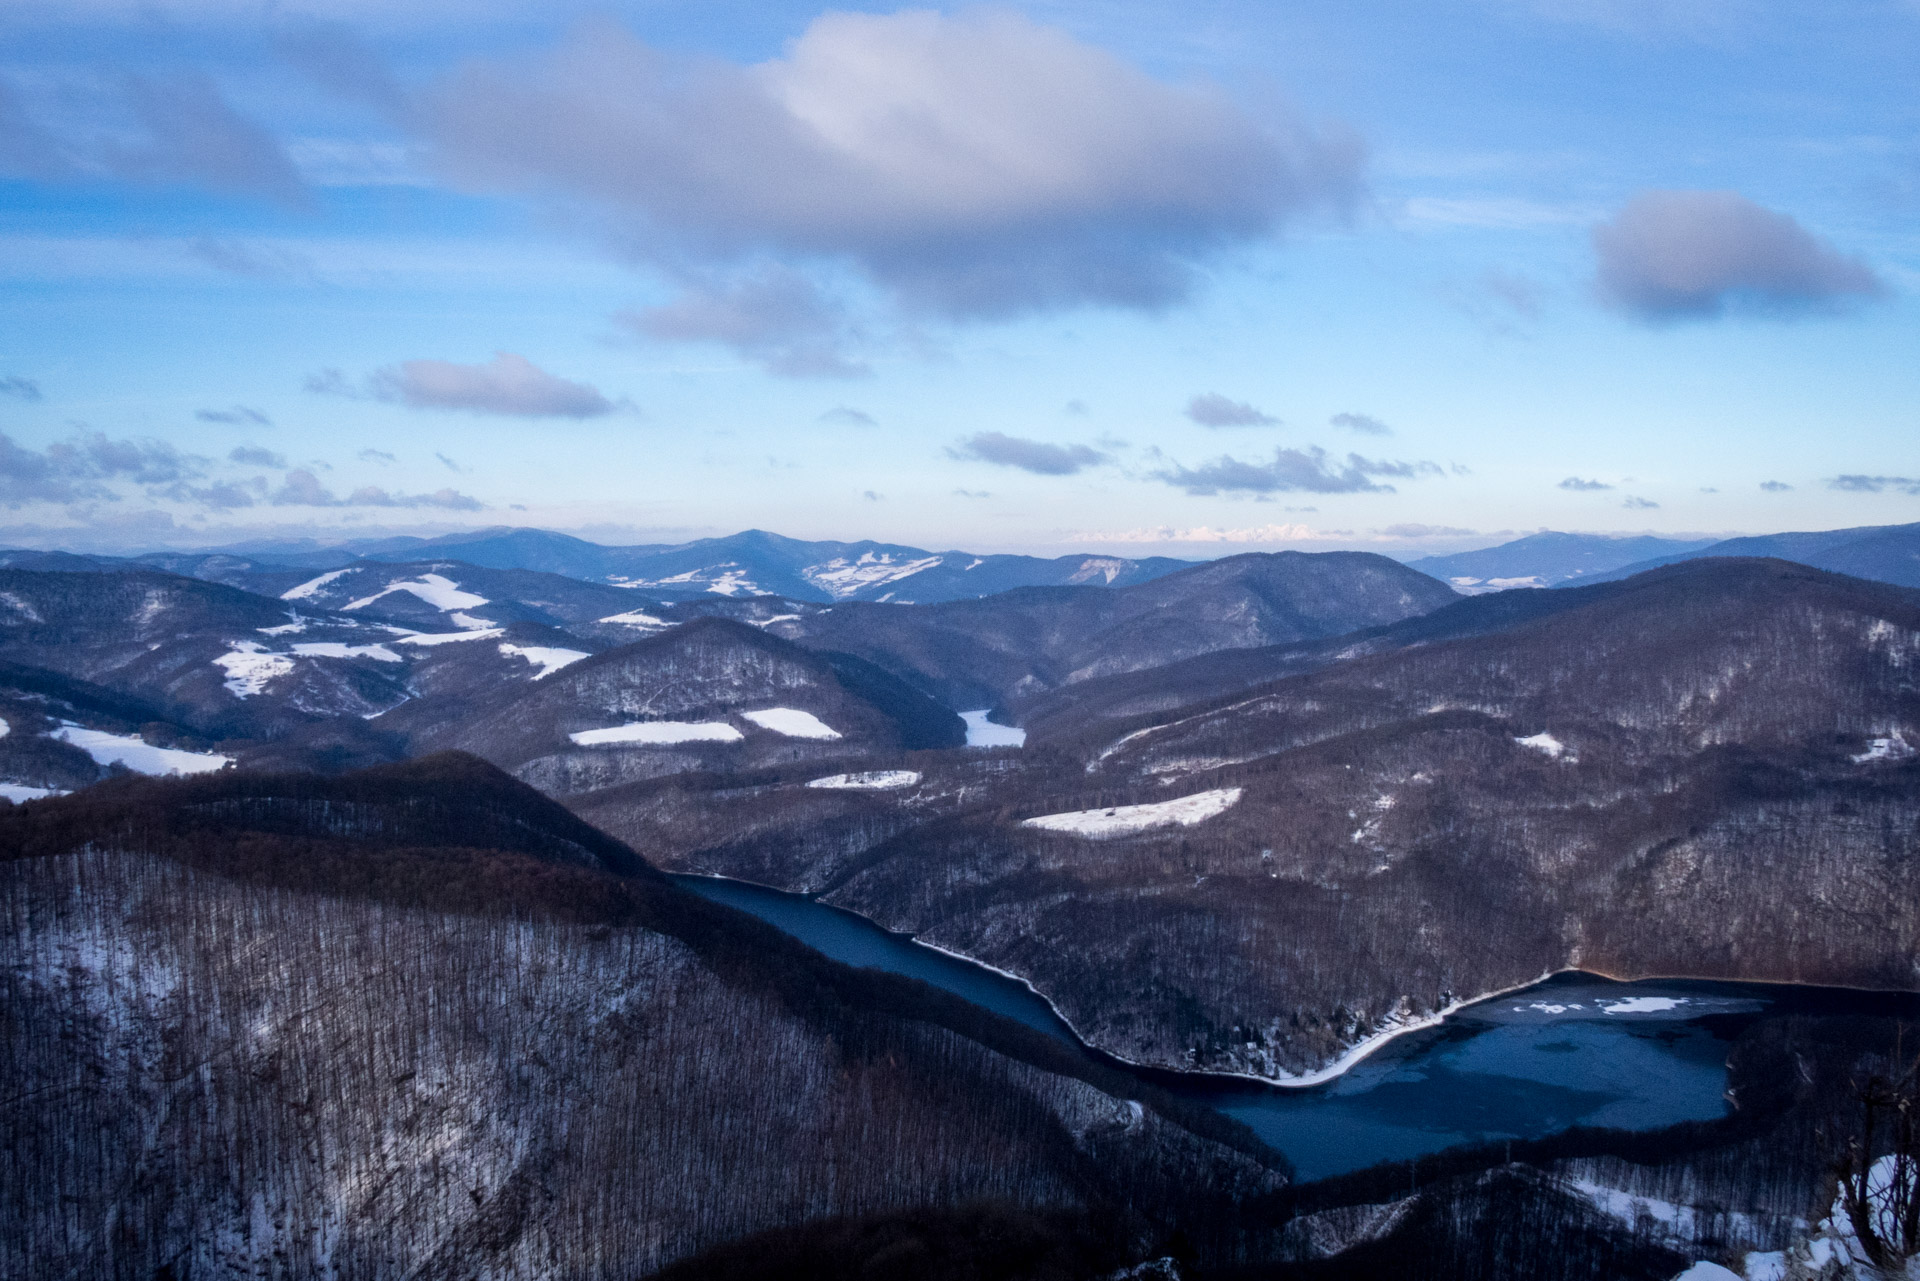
xmin=0 ymin=783 xmax=63 ymax=803
xmin=569 ymin=721 xmax=744 ymax=746
xmin=1022 ymin=787 xmax=1242 ymax=838
xmin=279 ymin=569 xmax=350 ymax=601
xmin=393 ymin=627 xmax=505 ymax=646
xmin=1854 ymin=731 xmax=1914 ymax=763
xmin=213 ymin=642 xmax=296 ymax=697
xmin=807 ymin=770 xmax=920 ymax=790
xmin=53 ymin=726 xmax=231 ymax=776
xmin=257 ymin=614 xmax=306 ymax=636
xmin=803 ymin=553 xmax=942 ymax=598
xmin=342 ymin=573 xmax=488 ymax=614
xmin=1515 ymin=731 xmax=1567 ymax=758
xmin=499 ymin=643 xmax=589 ymax=680
xmin=598 ymin=609 xmax=670 ymax=628
xmin=742 ymin=707 xmax=841 ymax=740
xmin=292 ymin=642 xmax=402 ymax=662
xmin=961 ymin=710 xmax=1025 ymax=748
xmin=749 ymin=614 xmax=802 ymax=627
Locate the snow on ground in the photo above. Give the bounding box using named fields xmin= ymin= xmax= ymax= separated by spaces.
xmin=213 ymin=641 xmax=296 ymax=697
xmin=53 ymin=726 xmax=231 ymax=775
xmin=803 ymin=553 xmax=942 ymax=598
xmin=498 ymin=643 xmax=589 ymax=680
xmin=1601 ymin=996 xmax=1687 ymax=1014
xmin=961 ymin=710 xmax=1026 ymax=748
xmin=741 ymin=707 xmax=841 ymax=739
xmin=280 ymin=569 xmax=350 ymax=600
xmin=598 ymin=609 xmax=670 ymax=629
xmin=748 ymin=614 xmax=802 ymax=627
xmin=393 ymin=627 xmax=505 ymax=646
xmin=704 ymin=569 xmax=758 ymax=596
xmin=448 ymin=611 xmax=496 ymax=629
xmin=0 ymin=783 xmax=64 ymax=803
xmin=342 ymin=573 xmax=488 ymax=614
xmin=1515 ymin=731 xmax=1566 ymax=758
xmin=291 ymin=641 xmax=402 ymax=662
xmin=257 ymin=614 xmax=307 ymax=636
xmin=1022 ymin=787 xmax=1243 ymax=838
xmin=1854 ymin=731 xmax=1915 ymax=763
xmin=806 ymin=770 xmax=921 ymax=790
xmin=569 ymin=721 xmax=744 ymax=746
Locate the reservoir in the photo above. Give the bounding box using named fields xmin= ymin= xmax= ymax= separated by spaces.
xmin=675 ymin=874 xmax=1917 ymax=1181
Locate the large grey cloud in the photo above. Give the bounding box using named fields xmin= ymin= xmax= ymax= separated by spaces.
xmin=0 ymin=73 xmax=306 ymax=206
xmin=618 ymin=269 xmax=865 ymax=378
xmin=311 ymin=352 xmax=615 ymax=417
xmin=423 ymin=10 xmax=1363 ymax=326
xmin=950 ymin=431 xmax=1107 ymax=476
xmin=1155 ymin=447 xmax=1440 ymax=495
xmin=1593 ymin=190 xmax=1884 ymax=320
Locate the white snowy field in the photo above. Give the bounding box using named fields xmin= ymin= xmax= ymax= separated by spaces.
xmin=1022 ymin=787 xmax=1243 ymax=838
xmin=806 ymin=770 xmax=921 ymax=790
xmin=343 ymin=573 xmax=489 ymax=614
xmin=498 ymin=644 xmax=590 ymax=680
xmin=961 ymin=711 xmax=1025 ymax=748
xmin=291 ymin=642 xmax=403 ymax=662
xmin=742 ymin=708 xmax=841 ymax=740
xmin=569 ymin=721 xmax=745 ymax=746
xmin=52 ymin=726 xmax=231 ymax=776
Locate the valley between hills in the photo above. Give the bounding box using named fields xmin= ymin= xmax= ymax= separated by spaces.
xmin=3 ymin=524 xmax=1919 ymax=1280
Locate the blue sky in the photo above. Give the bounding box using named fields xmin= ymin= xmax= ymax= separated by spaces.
xmin=0 ymin=0 xmax=1915 ymax=556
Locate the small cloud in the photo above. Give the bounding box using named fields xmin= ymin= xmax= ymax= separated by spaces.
xmin=197 ymin=405 xmax=271 ymax=426
xmin=1622 ymin=495 xmax=1659 ymax=509
xmin=228 ymin=445 xmax=286 ymax=467
xmin=0 ymin=376 xmax=42 ymax=402
xmin=1069 ymin=522 xmax=1331 ymax=543
xmin=1185 ymin=393 xmax=1278 ymax=428
xmin=1330 ymin=411 xmax=1391 ymax=436
xmin=1558 ymin=476 xmax=1613 ymax=491
xmin=303 ymin=368 xmax=358 ymax=397
xmin=435 ymin=452 xmax=464 ymax=472
xmin=186 ymin=238 xmax=315 ymax=281
xmin=180 ymin=481 xmax=257 ymax=510
xmin=1759 ymin=480 xmax=1792 ymax=492
xmin=820 ymin=406 xmax=877 ymax=427
xmin=1154 ymin=447 xmax=1440 ymax=495
xmin=1065 ymin=400 xmax=1089 ymax=416
xmin=1831 ymin=475 xmax=1920 ymax=495
xmin=358 ymin=448 xmax=396 ymax=464
xmin=620 ymin=268 xmax=866 ymax=379
xmin=271 ymin=466 xmax=485 ymax=509
xmin=862 ymin=490 xmax=883 ymax=501
xmin=950 ymin=431 xmax=1108 ymax=476
xmin=1594 ymin=190 xmax=1885 ymax=321
xmin=368 ymin=352 xmax=614 ymax=418
xmin=952 ymin=488 xmax=992 ymax=498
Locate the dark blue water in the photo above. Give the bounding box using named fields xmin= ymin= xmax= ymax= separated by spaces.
xmin=674 ymin=874 xmax=1906 ymax=1181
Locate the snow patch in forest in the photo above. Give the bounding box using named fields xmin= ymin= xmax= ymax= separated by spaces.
xmin=292 ymin=641 xmax=403 ymax=662
xmin=257 ymin=613 xmax=307 ymax=636
xmin=499 ymin=644 xmax=589 ymax=680
xmin=748 ymin=614 xmax=802 ymax=627
xmin=0 ymin=783 xmax=63 ymax=802
xmin=599 ymin=609 xmax=670 ymax=628
xmin=806 ymin=770 xmax=920 ymax=790
xmin=803 ymin=553 xmax=942 ymax=598
xmin=569 ymin=721 xmax=744 ymax=746
xmin=742 ymin=708 xmax=841 ymax=740
xmin=962 ymin=710 xmax=1025 ymax=748
xmin=342 ymin=573 xmax=488 ymax=614
xmin=1515 ymin=731 xmax=1567 ymax=758
xmin=214 ymin=641 xmax=296 ymax=697
xmin=393 ymin=627 xmax=505 ymax=646
xmin=1600 ymin=996 xmax=1685 ymax=1015
xmin=53 ymin=725 xmax=231 ymax=775
xmin=280 ymin=569 xmax=350 ymax=600
xmin=1022 ymin=787 xmax=1242 ymax=838
xmin=1853 ymin=732 xmax=1914 ymax=763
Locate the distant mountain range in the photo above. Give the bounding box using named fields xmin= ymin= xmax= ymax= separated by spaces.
xmin=49 ymin=527 xmax=1198 ymax=605
xmin=1409 ymin=522 xmax=1920 ymax=592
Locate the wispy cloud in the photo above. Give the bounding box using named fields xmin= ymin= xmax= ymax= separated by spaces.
xmin=1154 ymin=447 xmax=1441 ymax=495
xmin=228 ymin=445 xmax=285 ymax=467
xmin=1186 ymin=393 xmax=1278 ymax=428
xmin=1330 ymin=411 xmax=1391 ymax=436
xmin=1830 ymin=474 xmax=1920 ymax=495
xmin=0 ymin=429 xmax=205 ymax=507
xmin=197 ymin=405 xmax=271 ymax=426
xmin=270 ymin=467 xmax=483 ymax=510
xmin=1558 ymin=476 xmax=1612 ymax=491
xmin=310 ymin=352 xmax=616 ymax=418
xmin=0 ymin=375 xmax=42 ymax=402
xmin=621 ymin=268 xmax=865 ymax=378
